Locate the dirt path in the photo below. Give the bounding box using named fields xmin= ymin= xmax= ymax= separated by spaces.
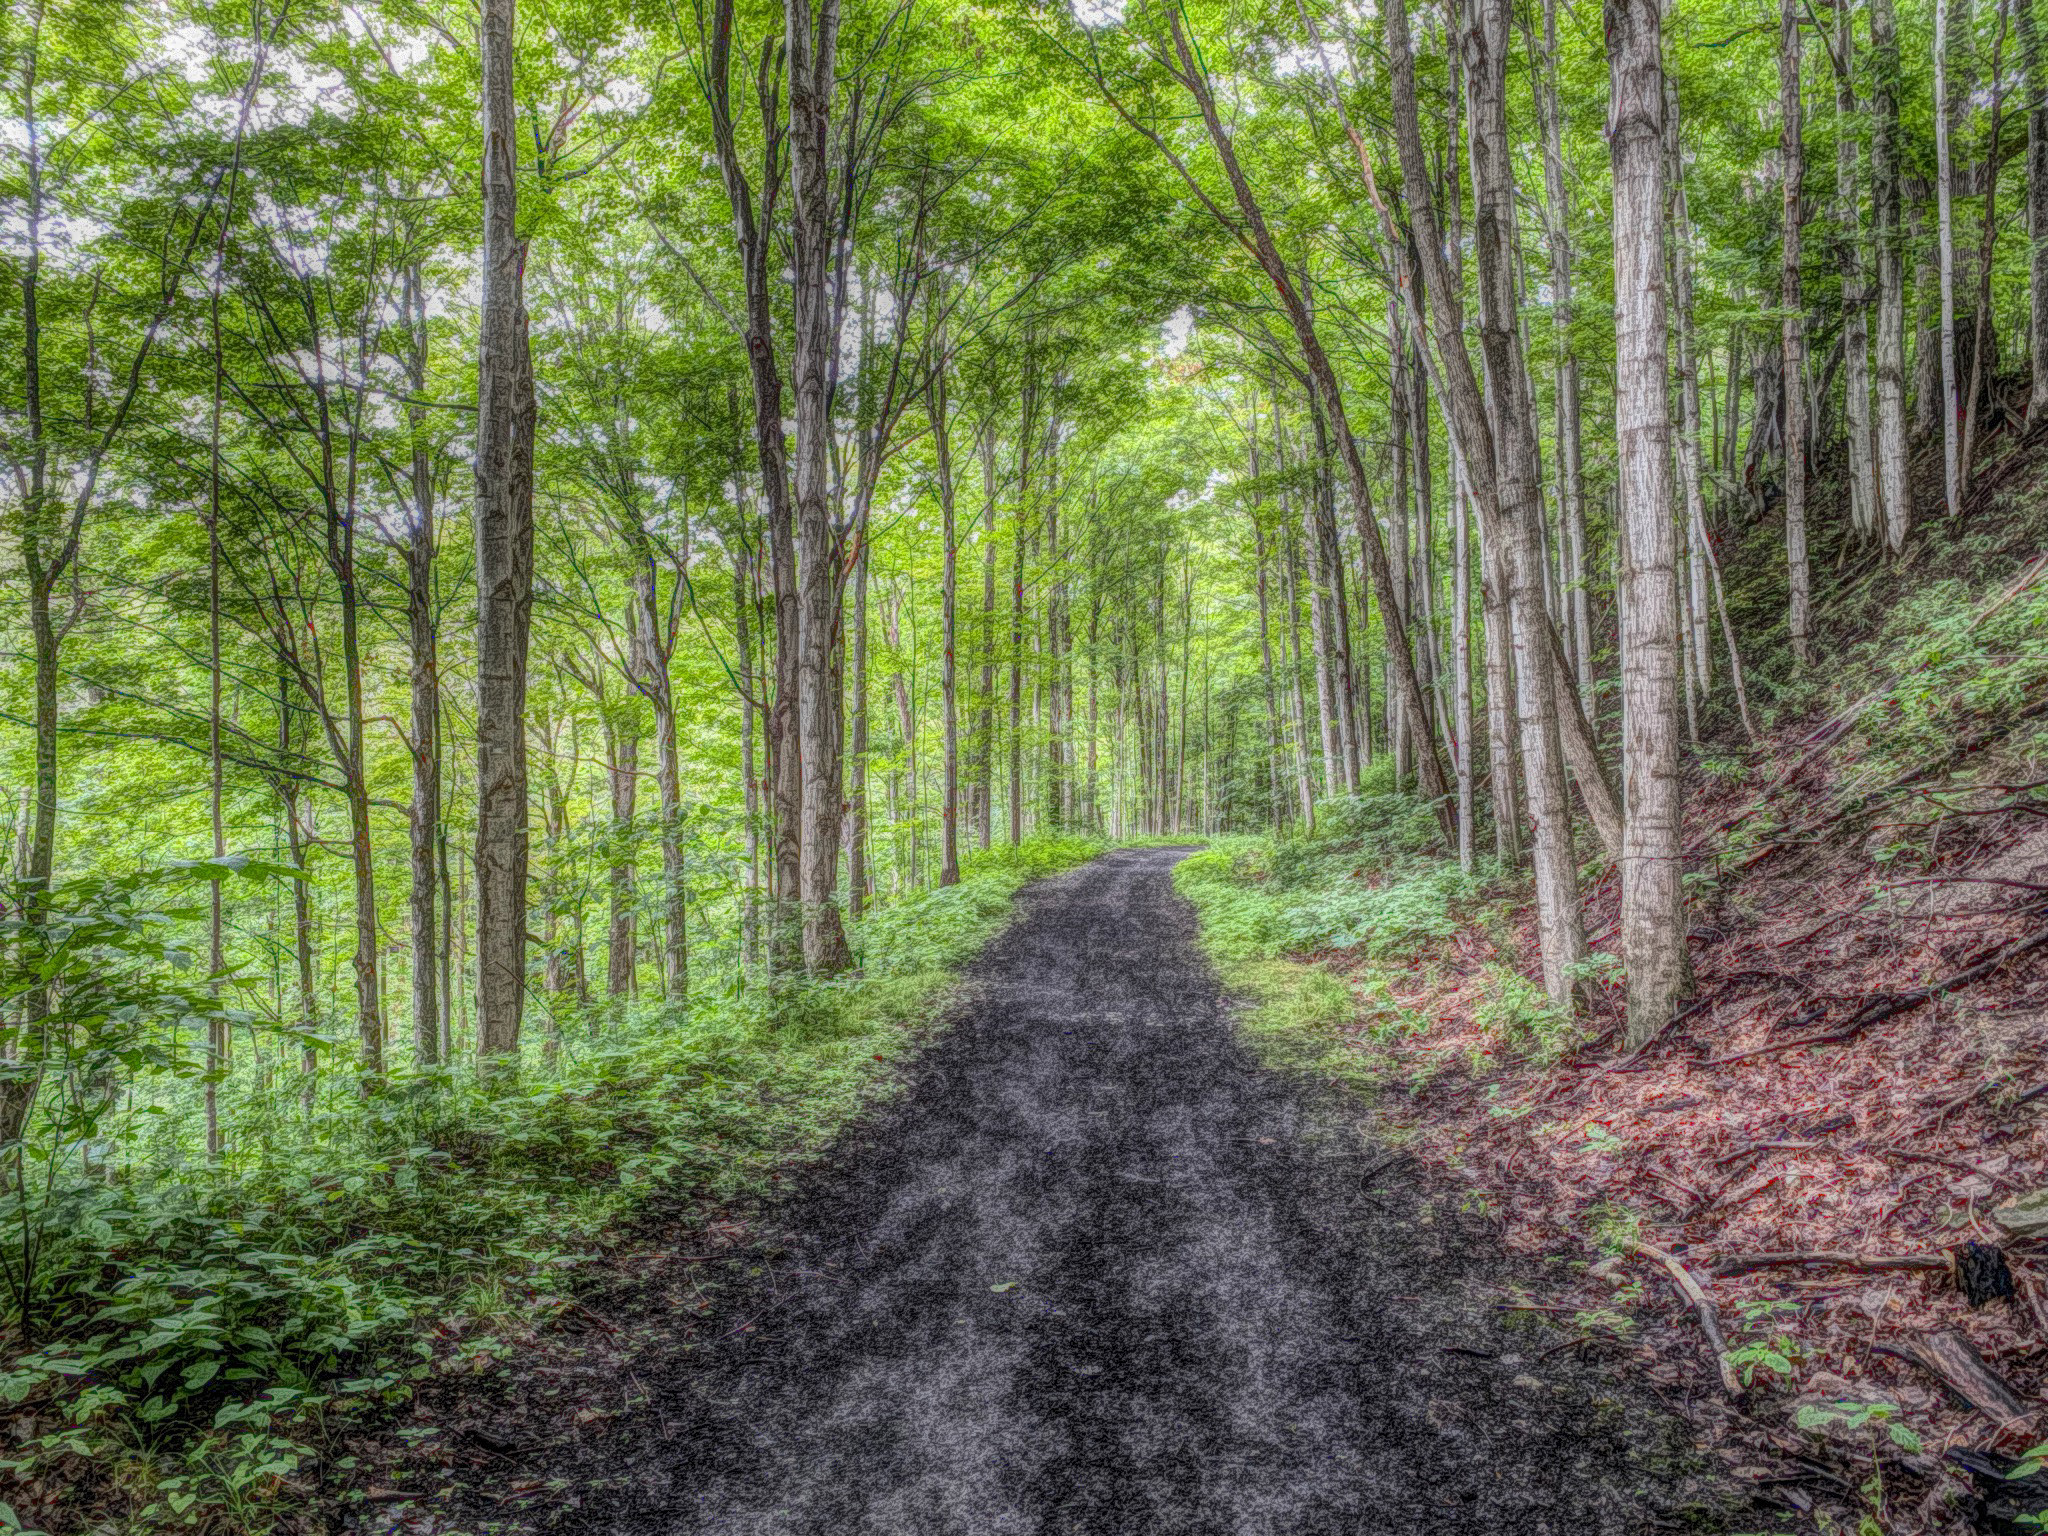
xmin=546 ymin=848 xmax=1777 ymax=1535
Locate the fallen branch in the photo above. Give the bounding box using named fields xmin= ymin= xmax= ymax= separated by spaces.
xmin=1635 ymin=1241 xmax=1741 ymax=1397
xmin=1879 ymin=1328 xmax=2034 ymax=1424
xmin=1875 ymin=1145 xmax=2016 ymax=1188
xmin=1701 ymin=923 xmax=2048 ymax=1067
xmin=1709 ymin=1251 xmax=1949 ymax=1278
xmin=1712 ymin=1139 xmax=1823 ymax=1166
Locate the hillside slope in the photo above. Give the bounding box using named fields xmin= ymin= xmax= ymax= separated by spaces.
xmin=1179 ymin=423 xmax=2048 ymax=1535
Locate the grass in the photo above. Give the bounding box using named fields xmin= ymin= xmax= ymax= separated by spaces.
xmin=0 ymin=834 xmax=1101 ymax=1535
xmin=1169 ymin=770 xmax=1504 ymax=1094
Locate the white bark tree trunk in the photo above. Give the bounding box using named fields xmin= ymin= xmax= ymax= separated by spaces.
xmin=1874 ymin=0 xmax=1914 ymax=549
xmin=1607 ymin=0 xmax=1691 ymax=1045
xmin=1780 ymin=0 xmax=1812 ymax=666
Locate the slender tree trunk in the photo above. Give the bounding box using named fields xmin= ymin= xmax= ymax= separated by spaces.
xmin=1836 ymin=3 xmax=1879 ymax=539
xmin=1780 ymin=0 xmax=1813 ymax=665
xmin=1452 ymin=461 xmax=1475 ymax=871
xmin=1963 ymin=0 xmax=2010 ymax=496
xmin=1009 ymin=406 xmax=1031 ymax=848
xmin=705 ymin=0 xmax=801 ymax=966
xmin=786 ymin=0 xmax=851 ymax=974
xmin=1479 ymin=522 xmax=1522 ymax=863
xmin=1665 ymin=82 xmax=1716 ymax=702
xmin=475 ymin=0 xmax=536 ymax=1066
xmin=606 ymin=712 xmax=638 ymax=997
xmin=1372 ymin=0 xmax=1619 ymax=865
xmin=1250 ymin=426 xmax=1287 ymax=832
xmin=1874 ymin=0 xmax=1914 ymax=548
xmin=1279 ymin=517 xmax=1318 ymax=829
xmin=1936 ymin=0 xmax=1963 ymax=518
xmin=1534 ymin=0 xmax=1592 ymax=721
xmin=1607 ymin=0 xmax=1691 ymax=1043
xmin=403 ymin=267 xmax=441 ymax=1069
xmin=1461 ymin=0 xmax=1589 ymax=1003
xmin=2024 ymin=0 xmax=2048 ymax=415
xmin=207 ymin=339 xmax=226 ymax=1155
xmin=932 ymin=359 xmax=961 ymax=886
xmin=849 ymin=539 xmax=870 ymax=915
xmin=977 ymin=430 xmax=998 ymax=850
xmin=734 ymin=547 xmax=758 ymax=966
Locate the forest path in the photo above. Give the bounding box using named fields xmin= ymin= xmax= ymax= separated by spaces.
xmin=564 ymin=847 xmax=1767 ymax=1536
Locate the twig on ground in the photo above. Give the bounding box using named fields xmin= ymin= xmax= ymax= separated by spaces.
xmin=1875 ymin=1145 xmax=2016 ymax=1188
xmin=1634 ymin=1241 xmax=1741 ymax=1397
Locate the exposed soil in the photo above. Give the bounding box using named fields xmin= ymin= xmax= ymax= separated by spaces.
xmin=400 ymin=847 xmax=1780 ymax=1536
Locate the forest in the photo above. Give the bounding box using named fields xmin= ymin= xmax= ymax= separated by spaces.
xmin=10 ymin=0 xmax=2048 ymax=1527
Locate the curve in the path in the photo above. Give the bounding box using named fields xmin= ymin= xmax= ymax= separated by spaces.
xmin=573 ymin=847 xmax=1772 ymax=1536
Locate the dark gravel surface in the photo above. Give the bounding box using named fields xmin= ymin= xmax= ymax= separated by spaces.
xmin=540 ymin=847 xmax=1780 ymax=1536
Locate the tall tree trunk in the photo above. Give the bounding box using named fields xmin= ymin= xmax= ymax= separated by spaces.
xmin=403 ymin=266 xmax=441 ymax=1069
xmin=2024 ymin=0 xmax=2048 ymax=415
xmin=1963 ymin=0 xmax=2010 ymax=494
xmin=1008 ymin=398 xmax=1033 ymax=847
xmin=475 ymin=0 xmax=536 ymax=1066
xmin=1607 ymin=0 xmax=1691 ymax=1044
xmin=1479 ymin=522 xmax=1522 ymax=863
xmin=280 ymin=672 xmax=318 ymax=1106
xmin=1837 ymin=2 xmax=1880 ymax=539
xmin=605 ymin=710 xmax=638 ymax=997
xmin=734 ymin=545 xmax=757 ymax=965
xmin=1534 ymin=0 xmax=1592 ymax=720
xmin=1452 ymin=462 xmax=1475 ymax=871
xmin=977 ymin=429 xmax=998 ymax=850
xmin=931 ymin=358 xmax=961 ymax=886
xmin=850 ymin=542 xmax=871 ymax=913
xmin=1780 ymin=0 xmax=1813 ymax=666
xmin=786 ymin=0 xmax=851 ymax=974
xmin=1665 ymin=81 xmax=1716 ymax=702
xmin=704 ymin=0 xmax=801 ymax=966
xmin=1873 ymin=0 xmax=1914 ymax=548
xmin=1364 ymin=0 xmax=1619 ymax=864
xmin=1250 ymin=422 xmax=1288 ymax=832
xmin=1279 ymin=515 xmax=1318 ymax=829
xmin=631 ymin=553 xmax=688 ymax=1000
xmin=1936 ymin=0 xmax=1963 ymax=517
xmin=1459 ymin=0 xmax=1590 ymax=1003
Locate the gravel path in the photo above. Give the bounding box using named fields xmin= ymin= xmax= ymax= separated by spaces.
xmin=568 ymin=847 xmax=1770 ymax=1536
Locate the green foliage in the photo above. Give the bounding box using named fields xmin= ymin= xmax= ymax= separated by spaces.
xmin=1473 ymin=964 xmax=1583 ymax=1066
xmin=1726 ymin=1300 xmax=1803 ymax=1388
xmin=0 ymin=838 xmax=1094 ymax=1530
xmin=1794 ymin=1398 xmax=1922 ymax=1455
xmin=0 ymin=861 xmax=302 ymax=1334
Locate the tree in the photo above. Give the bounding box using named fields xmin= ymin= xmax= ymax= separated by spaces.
xmin=475 ymin=0 xmax=537 ymax=1066
xmin=1606 ymin=0 xmax=1689 ymax=1044
xmin=1780 ymin=0 xmax=1811 ymax=665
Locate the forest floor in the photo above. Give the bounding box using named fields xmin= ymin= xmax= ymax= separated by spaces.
xmin=339 ymin=847 xmax=1783 ymax=1536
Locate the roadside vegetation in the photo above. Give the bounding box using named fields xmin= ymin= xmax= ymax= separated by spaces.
xmin=0 ymin=835 xmax=1097 ymax=1533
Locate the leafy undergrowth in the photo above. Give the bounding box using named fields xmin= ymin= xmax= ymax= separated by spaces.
xmin=1 ymin=835 xmax=1100 ymax=1536
xmin=1180 ymin=558 xmax=2048 ymax=1535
